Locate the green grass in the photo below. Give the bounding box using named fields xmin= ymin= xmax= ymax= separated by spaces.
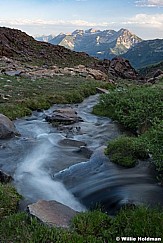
xmin=0 ymin=206 xmax=163 ymax=243
xmin=93 ymin=79 xmax=163 ymax=175
xmin=141 ymin=121 xmax=163 ymax=173
xmin=0 ymin=183 xmax=22 ymax=219
xmin=93 ymin=84 xmax=163 ymax=133
xmin=0 ymin=74 xmax=112 ymax=120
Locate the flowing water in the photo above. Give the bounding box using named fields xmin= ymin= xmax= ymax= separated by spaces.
xmin=0 ymin=95 xmax=163 ymax=213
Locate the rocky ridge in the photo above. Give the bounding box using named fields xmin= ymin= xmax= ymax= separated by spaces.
xmin=0 ymin=56 xmax=138 ymax=82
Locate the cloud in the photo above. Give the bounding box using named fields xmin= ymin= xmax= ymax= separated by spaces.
xmin=123 ymin=13 xmax=163 ymax=28
xmin=135 ymin=0 xmax=163 ymax=7
xmin=0 ymin=18 xmax=113 ymax=28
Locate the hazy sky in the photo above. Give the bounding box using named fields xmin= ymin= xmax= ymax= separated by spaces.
xmin=0 ymin=0 xmax=163 ymax=39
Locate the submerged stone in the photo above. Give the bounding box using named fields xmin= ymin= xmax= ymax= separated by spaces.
xmin=45 ymin=108 xmax=83 ymax=125
xmin=59 ymin=138 xmax=86 ymax=147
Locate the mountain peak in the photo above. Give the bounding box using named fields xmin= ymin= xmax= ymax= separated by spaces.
xmin=47 ymin=28 xmax=142 ymax=60
xmin=72 ymin=29 xmax=84 ymax=35
xmin=118 ymin=28 xmax=127 ymax=32
xmin=85 ymin=28 xmax=100 ymax=34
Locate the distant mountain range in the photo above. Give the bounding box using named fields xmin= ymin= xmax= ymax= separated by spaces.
xmin=35 ymin=28 xmax=163 ymax=69
xmin=36 ymin=28 xmax=142 ymax=60
xmin=35 ymin=34 xmax=55 ymax=43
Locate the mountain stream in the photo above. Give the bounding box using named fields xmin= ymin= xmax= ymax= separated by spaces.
xmin=0 ymin=95 xmax=163 ymax=213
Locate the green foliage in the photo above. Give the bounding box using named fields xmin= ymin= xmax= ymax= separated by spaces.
xmin=112 ymin=206 xmax=163 ymax=237
xmin=0 ymin=103 xmax=32 ymax=119
xmin=0 ymin=183 xmax=22 ymax=219
xmin=105 ymin=136 xmax=148 ymax=167
xmin=94 ymin=83 xmax=163 ymax=173
xmin=141 ymin=121 xmax=163 ymax=172
xmin=1 ymin=207 xmax=163 ymax=243
xmin=93 ymin=86 xmax=163 ymax=132
xmin=71 ymin=210 xmax=111 ymax=237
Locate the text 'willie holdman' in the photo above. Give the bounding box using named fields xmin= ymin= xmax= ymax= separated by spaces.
xmin=116 ymin=236 xmax=162 ymax=242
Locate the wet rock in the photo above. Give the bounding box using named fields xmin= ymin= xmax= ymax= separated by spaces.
xmin=0 ymin=113 xmax=19 ymax=138
xmin=59 ymin=138 xmax=86 ymax=147
xmin=28 ymin=200 xmax=78 ymax=228
xmin=0 ymin=170 xmax=13 ymax=183
xmin=76 ymin=146 xmax=93 ymax=159
xmin=45 ymin=108 xmax=83 ymax=125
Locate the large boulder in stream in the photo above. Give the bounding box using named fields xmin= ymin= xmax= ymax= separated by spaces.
xmin=28 ymin=200 xmax=77 ymax=228
xmin=45 ymin=108 xmax=83 ymax=125
xmin=0 ymin=114 xmax=19 ymax=138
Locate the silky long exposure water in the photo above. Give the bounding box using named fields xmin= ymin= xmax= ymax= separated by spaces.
xmin=0 ymin=95 xmax=163 ymax=213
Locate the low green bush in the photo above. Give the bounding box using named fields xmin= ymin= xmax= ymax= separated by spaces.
xmin=105 ymin=136 xmax=148 ymax=167
xmin=93 ymin=86 xmax=163 ymax=132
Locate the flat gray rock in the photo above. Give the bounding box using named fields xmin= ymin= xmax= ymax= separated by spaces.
xmin=4 ymin=70 xmax=22 ymax=76
xmin=28 ymin=200 xmax=78 ymax=228
xmin=59 ymin=138 xmax=86 ymax=147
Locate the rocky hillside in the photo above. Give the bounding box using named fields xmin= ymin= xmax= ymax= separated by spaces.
xmin=36 ymin=28 xmax=142 ymax=60
xmin=122 ymin=39 xmax=163 ymax=69
xmin=0 ymin=27 xmax=139 ymax=81
xmin=0 ymin=27 xmax=96 ymax=67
